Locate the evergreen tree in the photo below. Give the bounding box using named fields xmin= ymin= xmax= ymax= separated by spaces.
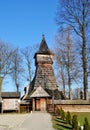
xmin=61 ymin=109 xmax=65 ymax=120
xmin=56 ymin=107 xmax=61 ymax=115
xmin=84 ymin=117 xmax=90 ymax=130
xmin=72 ymin=115 xmax=78 ymax=130
xmin=66 ymin=111 xmax=71 ymax=124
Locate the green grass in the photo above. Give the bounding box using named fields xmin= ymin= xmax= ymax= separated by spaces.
xmin=52 ymin=115 xmax=72 ymax=130
xmin=71 ymin=112 xmax=90 ymax=125
xmin=52 ymin=112 xmax=90 ymax=130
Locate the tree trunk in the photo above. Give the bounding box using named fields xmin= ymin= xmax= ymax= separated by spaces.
xmin=0 ymin=77 xmax=3 ymax=92
xmin=67 ymin=36 xmax=71 ymax=100
xmin=68 ymin=69 xmax=71 ymax=99
xmin=82 ymin=32 xmax=88 ymax=100
xmin=61 ymin=67 xmax=65 ymax=97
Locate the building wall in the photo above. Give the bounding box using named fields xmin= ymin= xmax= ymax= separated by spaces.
xmin=2 ymin=98 xmax=20 ymax=112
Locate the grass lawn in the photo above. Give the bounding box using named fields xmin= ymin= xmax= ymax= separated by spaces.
xmin=71 ymin=112 xmax=90 ymax=125
xmin=52 ymin=115 xmax=72 ymax=130
xmin=52 ymin=112 xmax=90 ymax=130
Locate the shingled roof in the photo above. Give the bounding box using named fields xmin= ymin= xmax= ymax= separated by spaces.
xmin=30 ymin=86 xmax=50 ymax=98
xmin=1 ymin=92 xmax=20 ymax=98
xmin=35 ymin=35 xmax=53 ymax=56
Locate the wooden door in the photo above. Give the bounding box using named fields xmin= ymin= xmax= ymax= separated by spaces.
xmin=36 ymin=99 xmax=40 ymax=111
xmin=40 ymin=98 xmax=46 ymax=111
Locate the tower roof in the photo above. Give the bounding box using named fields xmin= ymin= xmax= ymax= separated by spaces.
xmin=36 ymin=35 xmax=52 ymax=55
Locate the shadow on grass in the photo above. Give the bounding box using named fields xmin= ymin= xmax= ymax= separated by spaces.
xmin=53 ymin=117 xmax=72 ymax=130
xmin=55 ymin=118 xmax=67 ymax=124
xmin=52 ymin=114 xmax=72 ymax=130
xmin=50 ymin=113 xmax=58 ymax=117
xmin=56 ymin=123 xmax=72 ymax=130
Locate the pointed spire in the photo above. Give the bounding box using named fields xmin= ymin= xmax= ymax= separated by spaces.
xmin=38 ymin=34 xmax=51 ymax=54
xmin=34 ymin=35 xmax=53 ymax=59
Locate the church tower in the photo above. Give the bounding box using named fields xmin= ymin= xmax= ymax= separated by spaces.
xmin=23 ymin=35 xmax=61 ymax=111
xmin=33 ymin=35 xmax=57 ymax=90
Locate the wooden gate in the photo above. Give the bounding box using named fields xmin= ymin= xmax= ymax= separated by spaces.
xmin=40 ymin=98 xmax=46 ymax=111
xmin=36 ymin=99 xmax=40 ymax=111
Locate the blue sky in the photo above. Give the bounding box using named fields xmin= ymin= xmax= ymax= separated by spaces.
xmin=0 ymin=0 xmax=58 ymax=94
xmin=1 ymin=0 xmax=90 ymax=96
xmin=0 ymin=0 xmax=58 ymax=48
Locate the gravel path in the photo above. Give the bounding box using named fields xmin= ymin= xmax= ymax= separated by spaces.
xmin=0 ymin=112 xmax=54 ymax=130
xmin=0 ymin=113 xmax=29 ymax=130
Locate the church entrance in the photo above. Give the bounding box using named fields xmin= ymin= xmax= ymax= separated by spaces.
xmin=40 ymin=98 xmax=46 ymax=111
xmin=31 ymin=86 xmax=50 ymax=111
xmin=36 ymin=99 xmax=40 ymax=111
xmin=34 ymin=98 xmax=47 ymax=111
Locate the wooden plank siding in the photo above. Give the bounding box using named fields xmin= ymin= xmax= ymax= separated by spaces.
xmin=1 ymin=92 xmax=20 ymax=113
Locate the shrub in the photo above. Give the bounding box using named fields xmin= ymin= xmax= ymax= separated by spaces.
xmin=66 ymin=111 xmax=71 ymax=124
xmin=61 ymin=109 xmax=65 ymax=120
xmin=56 ymin=107 xmax=61 ymax=115
xmin=56 ymin=107 xmax=65 ymax=120
xmin=72 ymin=115 xmax=79 ymax=130
xmin=84 ymin=117 xmax=90 ymax=130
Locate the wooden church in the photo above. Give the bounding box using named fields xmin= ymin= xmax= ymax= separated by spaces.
xmin=22 ymin=35 xmax=62 ymax=111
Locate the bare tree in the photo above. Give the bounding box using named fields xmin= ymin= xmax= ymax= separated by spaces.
xmin=0 ymin=41 xmax=15 ymax=92
xmin=54 ymin=30 xmax=80 ymax=99
xmin=11 ymin=49 xmax=24 ymax=92
xmin=21 ymin=46 xmax=35 ymax=84
xmin=56 ymin=0 xmax=90 ymax=100
xmin=54 ymin=45 xmax=66 ymax=97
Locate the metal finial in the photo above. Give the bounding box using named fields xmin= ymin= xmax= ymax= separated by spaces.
xmin=42 ymin=34 xmax=45 ymax=40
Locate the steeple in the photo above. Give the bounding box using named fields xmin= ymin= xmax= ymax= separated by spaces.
xmin=35 ymin=35 xmax=52 ymax=55
xmin=39 ymin=34 xmax=50 ymax=53
xmin=34 ymin=35 xmax=53 ymax=65
xmin=33 ymin=35 xmax=57 ymax=90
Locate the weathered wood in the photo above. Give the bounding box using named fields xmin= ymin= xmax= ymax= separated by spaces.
xmin=23 ymin=36 xmax=60 ymax=111
xmin=30 ymin=86 xmax=50 ymax=98
xmin=33 ymin=36 xmax=58 ymax=91
xmin=1 ymin=92 xmax=20 ymax=112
